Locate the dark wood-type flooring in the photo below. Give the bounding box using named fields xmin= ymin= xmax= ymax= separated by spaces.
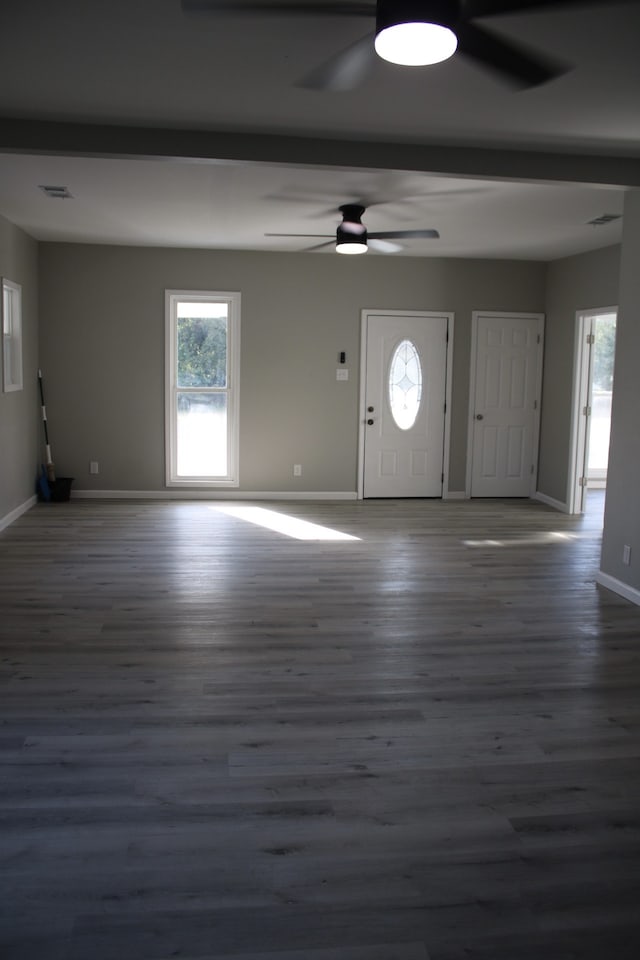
xmin=1 ymin=492 xmax=640 ymax=959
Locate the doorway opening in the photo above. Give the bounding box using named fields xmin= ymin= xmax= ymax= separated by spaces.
xmin=569 ymin=308 xmax=617 ymax=515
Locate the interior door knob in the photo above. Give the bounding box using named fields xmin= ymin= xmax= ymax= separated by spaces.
xmin=476 ymin=414 xmax=484 ymax=420
xmin=367 ymin=419 xmax=374 ymax=425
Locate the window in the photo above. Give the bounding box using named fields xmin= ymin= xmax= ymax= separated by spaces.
xmin=389 ymin=338 xmax=422 ymax=430
xmin=2 ymin=278 xmax=22 ymax=393
xmin=165 ymin=290 xmax=240 ymax=487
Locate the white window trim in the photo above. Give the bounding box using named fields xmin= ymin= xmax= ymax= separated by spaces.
xmin=2 ymin=278 xmax=23 ymax=393
xmin=165 ymin=289 xmax=241 ymax=488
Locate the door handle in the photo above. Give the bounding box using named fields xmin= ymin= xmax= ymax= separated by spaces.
xmin=367 ymin=419 xmax=374 ymax=425
xmin=476 ymin=414 xmax=484 ymax=420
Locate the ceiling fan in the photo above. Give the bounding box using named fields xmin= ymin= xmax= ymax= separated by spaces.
xmin=180 ymin=0 xmax=639 ymax=90
xmin=265 ymin=203 xmax=440 ymax=254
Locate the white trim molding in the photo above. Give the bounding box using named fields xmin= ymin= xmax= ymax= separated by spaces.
xmin=567 ymin=306 xmax=617 ymax=515
xmin=596 ymin=571 xmax=640 ymax=607
xmin=71 ymin=490 xmax=358 ymax=501
xmin=534 ymin=491 xmax=570 ymax=513
xmin=0 ymin=494 xmax=36 ymax=532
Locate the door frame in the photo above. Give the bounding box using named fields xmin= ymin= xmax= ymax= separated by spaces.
xmin=465 ymin=310 xmax=545 ymax=499
xmin=567 ymin=306 xmax=617 ymax=514
xmin=358 ymin=309 xmax=454 ymax=500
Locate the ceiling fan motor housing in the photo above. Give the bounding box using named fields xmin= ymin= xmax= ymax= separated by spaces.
xmin=339 ymin=204 xmax=366 ymax=227
xmin=337 ymin=204 xmax=368 ymax=251
xmin=376 ymin=0 xmax=459 ymax=35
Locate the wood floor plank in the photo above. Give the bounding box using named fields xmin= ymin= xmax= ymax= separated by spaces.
xmin=1 ymin=492 xmax=640 ymax=959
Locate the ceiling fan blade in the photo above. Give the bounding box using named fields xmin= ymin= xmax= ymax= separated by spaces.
xmin=298 ymin=32 xmax=376 ymax=91
xmin=264 ymin=233 xmax=335 ymax=251
xmin=456 ymin=19 xmax=568 ymax=87
xmin=181 ymin=1 xmax=374 ymax=16
xmin=464 ymin=0 xmax=640 ymax=17
xmin=367 ymin=229 xmax=440 ymax=240
xmin=368 ymin=238 xmax=403 ymax=253
xmin=305 ymin=241 xmax=336 ymax=251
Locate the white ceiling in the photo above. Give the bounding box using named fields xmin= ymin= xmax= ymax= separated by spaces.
xmin=1 ymin=0 xmax=639 ymax=259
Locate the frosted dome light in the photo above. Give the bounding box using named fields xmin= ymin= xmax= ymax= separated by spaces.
xmin=375 ymin=21 xmax=458 ymax=66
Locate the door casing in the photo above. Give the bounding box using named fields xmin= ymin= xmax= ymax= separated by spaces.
xmin=567 ymin=307 xmax=617 ymax=514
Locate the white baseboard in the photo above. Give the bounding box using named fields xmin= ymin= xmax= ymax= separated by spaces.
xmin=596 ymin=571 xmax=640 ymax=607
xmin=71 ymin=489 xmax=359 ymax=501
xmin=0 ymin=495 xmax=37 ymax=532
xmin=534 ymin=491 xmax=570 ymax=513
xmin=444 ymin=490 xmax=466 ymax=500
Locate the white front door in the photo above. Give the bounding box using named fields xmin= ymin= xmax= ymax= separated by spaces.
xmin=362 ymin=312 xmax=450 ymax=498
xmin=469 ymin=312 xmax=544 ymax=498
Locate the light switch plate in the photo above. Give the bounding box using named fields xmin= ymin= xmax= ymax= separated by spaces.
xmin=336 ymin=368 xmax=349 ymax=381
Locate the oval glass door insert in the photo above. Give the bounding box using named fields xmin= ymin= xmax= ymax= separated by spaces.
xmin=389 ymin=339 xmax=423 ymax=430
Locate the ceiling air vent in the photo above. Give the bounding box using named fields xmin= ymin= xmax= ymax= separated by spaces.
xmin=39 ymin=185 xmax=73 ymax=199
xmin=587 ymin=213 xmax=621 ymax=226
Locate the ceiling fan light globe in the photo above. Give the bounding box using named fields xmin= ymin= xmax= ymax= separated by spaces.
xmin=336 ymin=241 xmax=368 ymax=255
xmin=375 ymin=22 xmax=457 ymax=67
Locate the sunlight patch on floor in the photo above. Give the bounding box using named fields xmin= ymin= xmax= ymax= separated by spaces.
xmin=463 ymin=531 xmax=581 ymax=548
xmin=211 ymin=505 xmax=361 ymax=541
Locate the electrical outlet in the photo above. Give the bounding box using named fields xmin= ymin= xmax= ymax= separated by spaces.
xmin=90 ymin=461 xmax=99 ymax=475
xmin=293 ymin=464 xmax=302 ymax=477
xmin=623 ymin=544 xmax=631 ymax=565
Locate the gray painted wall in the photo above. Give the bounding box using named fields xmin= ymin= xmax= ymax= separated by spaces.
xmin=0 ymin=215 xmax=39 ymax=522
xmin=601 ymin=190 xmax=640 ymax=593
xmin=38 ymin=244 xmax=545 ymax=494
xmin=538 ymin=245 xmax=621 ymax=505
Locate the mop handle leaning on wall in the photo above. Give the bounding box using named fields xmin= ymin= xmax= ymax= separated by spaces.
xmin=38 ymin=369 xmax=56 ymax=482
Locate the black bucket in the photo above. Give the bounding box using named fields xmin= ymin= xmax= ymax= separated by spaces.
xmin=49 ymin=477 xmax=74 ymax=502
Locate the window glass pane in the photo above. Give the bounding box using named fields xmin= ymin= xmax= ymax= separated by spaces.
xmin=166 ymin=290 xmax=239 ymax=487
xmin=389 ymin=339 xmax=422 ymax=430
xmin=2 ymin=287 xmax=10 ymax=335
xmin=177 ymin=304 xmax=228 ymax=388
xmin=2 ymin=279 xmax=22 ymax=392
xmin=176 ymin=392 xmax=228 ymax=477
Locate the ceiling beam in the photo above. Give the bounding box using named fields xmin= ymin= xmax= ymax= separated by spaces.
xmin=1 ymin=117 xmax=639 ymax=187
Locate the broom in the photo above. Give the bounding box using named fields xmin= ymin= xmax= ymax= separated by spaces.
xmin=38 ymin=369 xmax=56 ymax=483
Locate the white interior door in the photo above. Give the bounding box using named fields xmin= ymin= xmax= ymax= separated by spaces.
xmin=469 ymin=312 xmax=543 ymax=498
xmin=362 ymin=312 xmax=449 ymax=498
